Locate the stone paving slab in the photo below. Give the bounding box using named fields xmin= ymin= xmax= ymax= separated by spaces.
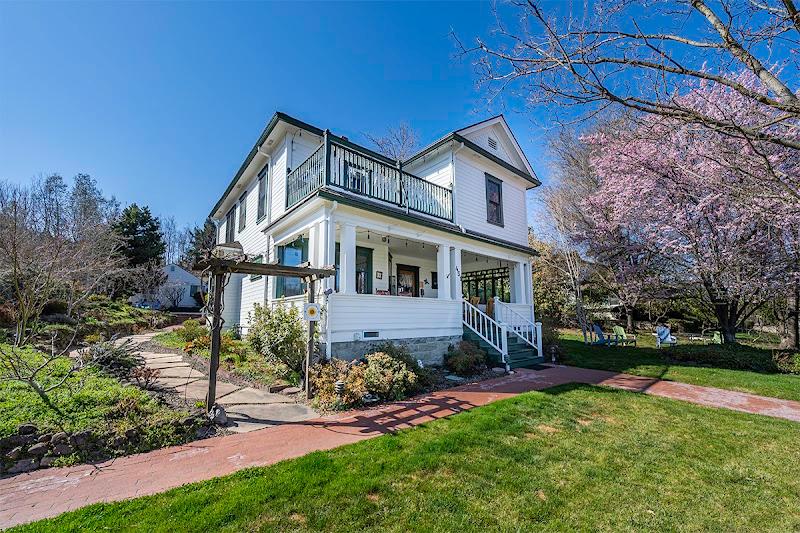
xmin=216 ymin=387 xmax=294 ymax=405
xmin=224 ymin=403 xmax=320 ymax=433
xmin=146 ymin=360 xmax=190 ymax=370
xmin=154 ymin=366 xmax=205 ymax=379
xmin=1 ymin=365 xmax=799 ymax=528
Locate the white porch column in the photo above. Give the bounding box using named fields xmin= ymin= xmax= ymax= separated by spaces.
xmin=340 ymin=223 xmax=356 ymax=294
xmin=324 ymin=215 xmax=336 ymax=292
xmin=308 ymin=224 xmax=319 ymax=267
xmin=450 ymin=246 xmax=462 ymax=300
xmin=437 ymin=243 xmax=451 ymax=300
xmin=512 ymin=261 xmax=527 ymax=304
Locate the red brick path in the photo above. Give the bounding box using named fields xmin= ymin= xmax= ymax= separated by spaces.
xmin=2 ymin=365 xmax=798 ymax=528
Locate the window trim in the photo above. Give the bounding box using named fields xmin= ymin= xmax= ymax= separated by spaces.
xmin=485 ymin=173 xmax=504 ymax=227
xmin=225 ymin=206 xmax=236 ymax=243
xmin=256 ymin=165 xmax=268 ymax=222
xmin=238 ymin=193 xmax=247 ymax=232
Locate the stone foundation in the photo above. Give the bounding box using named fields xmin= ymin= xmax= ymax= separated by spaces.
xmin=330 ymin=335 xmax=462 ymax=366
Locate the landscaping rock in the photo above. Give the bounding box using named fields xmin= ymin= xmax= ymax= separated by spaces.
xmin=9 ymin=434 xmax=36 ymax=447
xmin=27 ymin=442 xmax=49 ymax=457
xmin=17 ymin=424 xmax=38 ymax=435
xmin=38 ymin=433 xmax=53 ymax=444
xmin=52 ymin=443 xmax=74 ymax=456
xmin=40 ymin=455 xmax=59 ymax=468
xmin=124 ymin=428 xmax=139 ymax=441
xmin=50 ymin=432 xmax=69 ymax=446
xmin=181 ymin=415 xmax=197 ymax=427
xmin=445 ymin=375 xmax=466 ymax=383
xmin=8 ymin=458 xmax=39 ymax=474
xmin=209 ymin=405 xmax=228 ymax=425
xmin=69 ymin=430 xmax=92 ymax=448
xmin=6 ymin=446 xmax=23 ymax=461
xmin=491 ymin=367 xmax=506 ymax=373
xmin=279 ymin=386 xmax=302 ymax=396
xmin=0 ymin=436 xmax=11 ymax=450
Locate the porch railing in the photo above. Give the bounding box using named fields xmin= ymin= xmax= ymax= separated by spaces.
xmin=494 ymin=298 xmax=543 ymax=358
xmin=463 ymin=299 xmax=508 ymax=369
xmin=286 ymin=132 xmax=453 ymax=221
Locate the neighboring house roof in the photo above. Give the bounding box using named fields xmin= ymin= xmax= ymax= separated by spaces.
xmin=211 ymin=112 xmax=540 ymax=218
xmin=163 ymin=263 xmax=202 ymax=284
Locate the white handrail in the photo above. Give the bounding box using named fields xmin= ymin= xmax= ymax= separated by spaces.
xmin=462 ymin=300 xmax=508 ymax=369
xmin=494 ymin=298 xmax=543 ymax=358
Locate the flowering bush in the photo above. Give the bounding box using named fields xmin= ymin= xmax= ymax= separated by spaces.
xmin=310 ymin=359 xmax=368 ymax=410
xmin=246 ymin=304 xmax=306 ymax=373
xmin=364 ymin=352 xmax=417 ymax=401
xmin=176 ymin=319 xmax=205 ymax=343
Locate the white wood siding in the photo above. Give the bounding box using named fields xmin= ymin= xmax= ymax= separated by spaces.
xmin=454 ymin=152 xmax=528 ymax=245
xmin=327 ymin=293 xmax=461 ymax=342
xmin=404 ymin=150 xmax=451 ymax=189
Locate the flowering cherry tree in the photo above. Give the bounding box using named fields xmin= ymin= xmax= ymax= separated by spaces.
xmin=584 ymin=76 xmax=798 ymax=343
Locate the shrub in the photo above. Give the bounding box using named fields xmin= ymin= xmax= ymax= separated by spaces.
xmin=364 ymin=352 xmax=417 ymax=401
xmin=41 ymin=300 xmax=69 ymax=316
xmin=373 ymin=341 xmax=433 ymax=390
xmin=670 ymin=343 xmax=796 ymax=374
xmin=444 ymin=341 xmax=486 ymax=376
xmin=176 ymin=319 xmax=206 ymax=343
xmin=311 ymin=359 xmax=368 ymax=410
xmin=246 ymin=304 xmax=306 ymax=373
xmin=79 ymin=339 xmax=143 ymax=378
xmin=84 ymin=333 xmax=105 ymax=344
xmin=38 ymin=323 xmax=78 ymax=349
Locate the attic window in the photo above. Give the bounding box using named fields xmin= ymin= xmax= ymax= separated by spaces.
xmin=488 ymin=137 xmax=498 ymax=150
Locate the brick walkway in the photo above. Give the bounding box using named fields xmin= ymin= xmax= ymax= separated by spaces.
xmin=2 ymin=365 xmax=799 ymax=528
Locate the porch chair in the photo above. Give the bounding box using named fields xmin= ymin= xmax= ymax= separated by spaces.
xmin=612 ymin=325 xmax=637 ymax=347
xmin=705 ymin=331 xmax=723 ymax=345
xmin=469 ymin=296 xmax=480 ymax=307
xmin=591 ymin=323 xmax=618 ymax=346
xmin=655 ymin=325 xmax=678 ymax=349
xmin=486 ymin=297 xmax=495 ymax=318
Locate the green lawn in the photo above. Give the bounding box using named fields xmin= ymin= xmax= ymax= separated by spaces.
xmin=18 ymin=385 xmax=800 ymax=531
xmin=559 ymin=331 xmax=800 ymax=402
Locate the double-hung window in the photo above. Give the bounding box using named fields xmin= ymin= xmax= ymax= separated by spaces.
xmin=257 ymin=165 xmax=268 ymax=221
xmin=275 ymin=237 xmax=308 ymax=298
xmin=238 ymin=193 xmax=247 ymax=232
xmin=485 ymin=174 xmax=504 ymax=227
xmin=225 ymin=206 xmax=236 ymax=243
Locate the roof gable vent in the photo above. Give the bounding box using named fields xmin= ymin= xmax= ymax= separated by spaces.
xmin=487 ymin=137 xmax=498 ymax=150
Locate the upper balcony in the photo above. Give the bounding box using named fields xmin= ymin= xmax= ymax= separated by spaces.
xmin=286 ymin=132 xmax=453 ymax=222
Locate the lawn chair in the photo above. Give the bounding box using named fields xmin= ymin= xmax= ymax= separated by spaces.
xmin=612 ymin=325 xmax=637 ymax=347
xmin=655 ymin=325 xmax=678 ymax=349
xmin=592 ymin=323 xmax=618 ymax=346
xmin=705 ymin=331 xmax=723 ymax=345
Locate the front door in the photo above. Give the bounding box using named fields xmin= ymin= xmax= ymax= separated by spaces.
xmin=396 ymin=264 xmax=419 ymax=297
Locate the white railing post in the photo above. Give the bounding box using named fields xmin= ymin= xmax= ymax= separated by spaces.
xmin=535 ymin=321 xmax=543 ymax=359
xmin=500 ymin=323 xmax=509 ymax=371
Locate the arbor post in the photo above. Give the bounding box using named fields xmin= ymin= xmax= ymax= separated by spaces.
xmin=305 ymin=277 xmax=316 ymax=398
xmin=206 ymin=271 xmax=225 ymax=411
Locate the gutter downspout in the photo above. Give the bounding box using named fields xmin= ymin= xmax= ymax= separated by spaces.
xmin=324 ymin=201 xmax=338 ymax=359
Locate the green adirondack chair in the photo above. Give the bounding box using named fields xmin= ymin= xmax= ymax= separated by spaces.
xmin=706 ymin=331 xmax=723 ymax=345
xmin=612 ymin=325 xmax=637 ymax=347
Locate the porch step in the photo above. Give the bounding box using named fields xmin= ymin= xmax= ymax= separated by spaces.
xmin=462 ymin=329 xmax=543 ymax=369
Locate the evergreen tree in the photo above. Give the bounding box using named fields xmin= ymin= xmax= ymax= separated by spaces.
xmin=181 ymin=218 xmax=216 ymax=269
xmin=113 ymin=204 xmax=166 ymax=266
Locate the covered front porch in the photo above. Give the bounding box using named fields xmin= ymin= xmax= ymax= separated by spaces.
xmin=269 ymin=208 xmax=537 ymax=365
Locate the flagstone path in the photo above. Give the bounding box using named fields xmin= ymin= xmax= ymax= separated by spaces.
xmin=125 ymin=332 xmax=317 ymax=434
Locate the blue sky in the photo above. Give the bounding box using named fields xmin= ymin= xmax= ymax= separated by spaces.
xmin=0 ymin=1 xmax=556 ymax=229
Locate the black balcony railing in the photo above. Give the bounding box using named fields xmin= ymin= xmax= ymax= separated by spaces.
xmin=286 ymin=133 xmax=453 ymax=221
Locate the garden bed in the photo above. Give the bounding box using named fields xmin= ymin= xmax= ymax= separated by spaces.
xmin=0 ymin=342 xmax=215 ymax=476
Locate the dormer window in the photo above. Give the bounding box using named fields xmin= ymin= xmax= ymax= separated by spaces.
xmin=487 ymin=137 xmax=498 ymax=150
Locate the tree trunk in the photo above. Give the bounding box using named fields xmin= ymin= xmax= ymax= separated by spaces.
xmin=714 ymin=301 xmax=738 ymax=344
xmin=781 ymin=280 xmax=800 ymax=350
xmin=625 ymin=307 xmax=634 ymax=332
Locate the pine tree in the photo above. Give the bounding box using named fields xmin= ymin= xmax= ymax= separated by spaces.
xmin=181 ymin=218 xmax=217 ymax=269
xmin=113 ymin=204 xmax=166 ymax=266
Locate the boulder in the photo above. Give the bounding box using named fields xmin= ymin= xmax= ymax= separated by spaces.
xmin=52 ymin=443 xmax=74 ymax=456
xmin=209 ymin=405 xmax=228 ymax=425
xmin=5 ymin=446 xmax=23 ymax=461
xmin=181 ymin=416 xmax=197 ymax=427
xmin=69 ymin=430 xmax=92 ymax=448
xmin=17 ymin=424 xmax=38 ymax=435
xmin=9 ymin=434 xmax=36 ymax=447
xmin=8 ymin=458 xmax=39 ymax=474
xmin=40 ymin=455 xmax=59 ymax=468
xmin=37 ymin=433 xmax=53 ymax=444
xmin=50 ymin=432 xmax=69 ymax=446
xmin=124 ymin=428 xmax=139 ymax=441
xmin=27 ymin=442 xmax=49 ymax=457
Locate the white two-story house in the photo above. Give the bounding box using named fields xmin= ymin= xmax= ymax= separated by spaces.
xmin=209 ymin=112 xmax=543 ymax=370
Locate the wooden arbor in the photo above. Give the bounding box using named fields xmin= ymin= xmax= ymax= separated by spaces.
xmin=193 ymin=256 xmax=335 ymax=412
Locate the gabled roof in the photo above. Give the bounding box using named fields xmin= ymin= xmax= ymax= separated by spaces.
xmin=403 ymin=115 xmax=540 ymax=188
